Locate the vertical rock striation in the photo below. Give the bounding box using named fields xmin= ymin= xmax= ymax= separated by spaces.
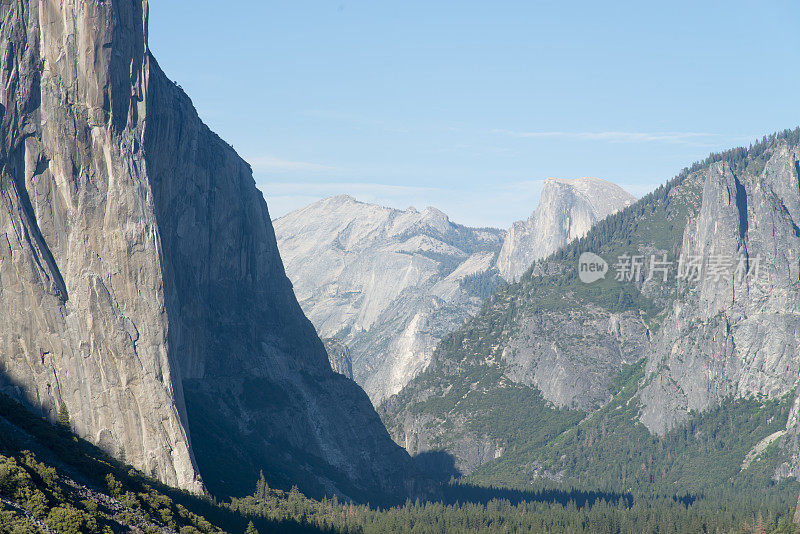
xmin=0 ymin=0 xmax=201 ymax=493
xmin=0 ymin=0 xmax=417 ymax=502
xmin=640 ymin=146 xmax=800 ymax=435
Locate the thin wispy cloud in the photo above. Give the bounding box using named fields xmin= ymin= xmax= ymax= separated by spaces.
xmin=247 ymin=155 xmax=341 ymax=173
xmin=261 ymin=181 xmax=441 ymax=198
xmin=491 ymin=129 xmax=725 ymax=145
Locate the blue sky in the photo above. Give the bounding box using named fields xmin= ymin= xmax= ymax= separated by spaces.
xmin=148 ymin=1 xmax=799 ymax=228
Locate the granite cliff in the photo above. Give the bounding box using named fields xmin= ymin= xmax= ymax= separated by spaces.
xmin=0 ymin=0 xmax=416 ymax=502
xmin=639 ymin=144 xmax=800 ymax=439
xmin=497 ymin=177 xmax=635 ymax=282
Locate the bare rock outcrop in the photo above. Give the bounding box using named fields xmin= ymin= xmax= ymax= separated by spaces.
xmin=640 ymin=146 xmax=800 ymax=435
xmin=503 ymin=307 xmax=650 ymax=410
xmin=497 ymin=177 xmax=635 ymax=282
xmin=324 ymin=338 xmax=354 ymax=379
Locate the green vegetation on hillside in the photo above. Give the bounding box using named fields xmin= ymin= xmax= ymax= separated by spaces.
xmin=471 ymin=360 xmax=799 ymax=501
xmin=459 ymin=269 xmax=507 ymax=301
xmin=379 ymin=128 xmax=800 ymax=527
xmin=405 ymin=364 xmax=584 ymax=455
xmin=4 ymin=389 xmax=800 ymax=533
xmin=0 ymin=393 xmax=323 ymax=534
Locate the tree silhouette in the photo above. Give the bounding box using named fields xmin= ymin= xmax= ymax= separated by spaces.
xmin=57 ymin=402 xmax=70 ymax=432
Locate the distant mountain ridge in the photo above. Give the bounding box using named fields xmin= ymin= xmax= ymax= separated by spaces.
xmin=275 ymin=195 xmax=505 ymax=404
xmin=275 ymin=179 xmax=634 ymax=404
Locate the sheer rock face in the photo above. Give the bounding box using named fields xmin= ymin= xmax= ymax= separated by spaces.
xmin=497 ymin=177 xmax=635 ymax=282
xmin=0 ymin=0 xmax=200 ymax=493
xmin=640 ymin=147 xmax=800 ymax=436
xmin=323 ymin=339 xmax=354 ymax=380
xmin=0 ymin=0 xmax=416 ymax=501
xmin=503 ymin=307 xmax=650 ymax=410
xmin=275 ymin=195 xmax=504 ymax=404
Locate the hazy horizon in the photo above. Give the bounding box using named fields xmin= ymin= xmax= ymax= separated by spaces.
xmin=265 ymin=176 xmax=644 ymax=230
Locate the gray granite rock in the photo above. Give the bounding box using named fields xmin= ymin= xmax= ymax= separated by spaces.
xmin=275 ymin=185 xmax=633 ymax=406
xmin=0 ymin=0 xmax=417 ymax=501
xmin=0 ymin=0 xmax=201 ymax=493
xmin=503 ymin=306 xmax=650 ymax=410
xmin=640 ymin=147 xmax=800 ymax=436
xmin=324 ymin=338 xmax=354 ymax=379
xmin=497 ymin=177 xmax=635 ymax=282
xmin=275 ymin=195 xmax=504 ymax=404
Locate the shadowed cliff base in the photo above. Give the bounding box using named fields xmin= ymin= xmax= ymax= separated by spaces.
xmin=0 ymin=384 xmax=626 ymax=512
xmin=413 ymin=450 xmax=462 ymax=483
xmin=0 ymin=389 xmax=329 ymax=533
xmin=182 ymin=375 xmax=433 ymax=506
xmin=442 ymin=482 xmax=634 ymax=509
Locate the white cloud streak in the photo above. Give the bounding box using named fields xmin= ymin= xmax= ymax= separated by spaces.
xmin=491 ymin=129 xmax=722 ymax=144
xmin=247 ymin=155 xmax=341 ymax=173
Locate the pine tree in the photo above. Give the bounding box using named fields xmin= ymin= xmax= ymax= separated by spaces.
xmin=57 ymin=401 xmax=71 ymax=432
xmin=255 ymin=470 xmax=268 ymax=500
xmin=244 ymin=521 xmax=259 ymax=534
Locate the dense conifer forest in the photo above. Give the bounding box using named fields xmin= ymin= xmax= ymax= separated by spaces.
xmin=2 ymin=392 xmax=800 ymax=533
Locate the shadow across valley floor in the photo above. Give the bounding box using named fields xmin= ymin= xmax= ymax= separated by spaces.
xmin=412 ymin=450 xmax=462 ymax=483
xmin=442 ymin=481 xmax=634 ymax=509
xmin=412 ymin=449 xmax=634 ymax=509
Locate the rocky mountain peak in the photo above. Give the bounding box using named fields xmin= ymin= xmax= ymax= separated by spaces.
xmin=275 ymin=180 xmax=633 ymax=406
xmin=328 ymin=193 xmax=359 ymax=205
xmin=275 ymin=197 xmax=505 ymax=403
xmin=496 ymin=177 xmax=635 ymax=282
